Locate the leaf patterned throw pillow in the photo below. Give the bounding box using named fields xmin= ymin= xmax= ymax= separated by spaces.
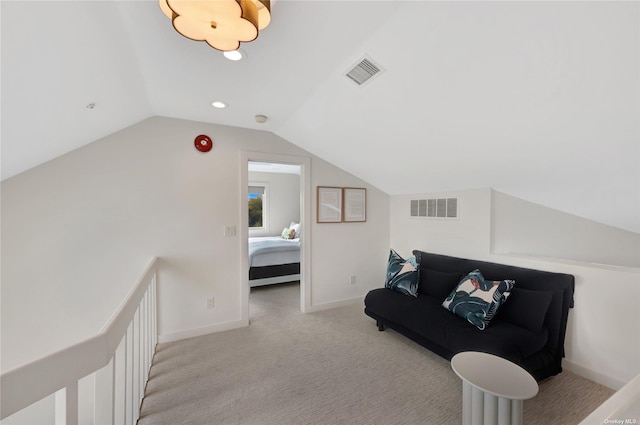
xmin=442 ymin=269 xmax=515 ymax=330
xmin=385 ymin=249 xmax=420 ymax=297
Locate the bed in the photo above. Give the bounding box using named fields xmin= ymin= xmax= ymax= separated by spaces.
xmin=248 ymin=236 xmax=301 ymax=287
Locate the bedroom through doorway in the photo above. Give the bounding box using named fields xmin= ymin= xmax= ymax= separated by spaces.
xmin=247 ymin=161 xmax=303 ymax=319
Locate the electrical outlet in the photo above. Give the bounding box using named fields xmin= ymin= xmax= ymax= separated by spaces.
xmin=350 ymin=275 xmax=356 ymax=285
xmin=206 ymin=297 xmax=214 ymax=309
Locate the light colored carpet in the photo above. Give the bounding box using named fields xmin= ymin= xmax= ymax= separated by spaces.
xmin=138 ymin=283 xmax=614 ymax=425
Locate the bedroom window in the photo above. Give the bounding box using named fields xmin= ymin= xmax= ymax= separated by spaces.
xmin=248 ymin=183 xmax=268 ymax=230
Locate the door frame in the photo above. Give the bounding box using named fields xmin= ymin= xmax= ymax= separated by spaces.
xmin=240 ymin=151 xmax=312 ymax=323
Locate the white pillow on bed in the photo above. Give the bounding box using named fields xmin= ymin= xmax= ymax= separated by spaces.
xmin=281 ymin=227 xmax=295 ymax=239
xmin=289 ymin=221 xmax=301 ymax=238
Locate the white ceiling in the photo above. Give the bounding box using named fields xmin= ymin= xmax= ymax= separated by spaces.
xmin=2 ymin=1 xmax=639 ymax=233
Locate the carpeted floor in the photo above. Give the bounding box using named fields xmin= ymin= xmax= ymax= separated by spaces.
xmin=138 ymin=283 xmax=614 ymax=425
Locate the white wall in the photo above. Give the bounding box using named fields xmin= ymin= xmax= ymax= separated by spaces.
xmin=1 ymin=116 xmax=390 ymax=374
xmin=248 ymin=170 xmax=300 ymax=237
xmin=309 ymin=158 xmax=390 ymax=309
xmin=390 ymin=188 xmax=640 ymax=390
xmin=492 ymin=191 xmax=640 ymax=268
xmin=389 ymin=188 xmax=493 ymax=260
xmin=490 ymin=253 xmax=640 ymax=390
xmin=1 ymin=116 xmax=390 ymax=423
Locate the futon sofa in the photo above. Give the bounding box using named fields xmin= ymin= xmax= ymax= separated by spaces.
xmin=364 ymin=251 xmax=575 ymax=381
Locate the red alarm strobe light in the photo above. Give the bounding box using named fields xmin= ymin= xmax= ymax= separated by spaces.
xmin=194 ymin=134 xmax=213 ymax=152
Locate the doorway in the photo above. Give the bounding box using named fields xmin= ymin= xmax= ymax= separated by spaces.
xmin=240 ymin=152 xmax=311 ymax=325
xmin=248 ymin=161 xmax=301 ymax=316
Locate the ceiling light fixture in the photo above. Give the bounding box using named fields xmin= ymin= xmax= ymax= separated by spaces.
xmin=212 ymin=101 xmax=227 ymax=108
xmin=223 ymin=49 xmax=246 ymax=61
xmin=159 ymin=0 xmax=272 ymax=52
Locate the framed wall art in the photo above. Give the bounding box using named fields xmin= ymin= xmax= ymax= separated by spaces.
xmin=343 ymin=187 xmax=366 ymax=222
xmin=317 ymin=186 xmax=343 ymax=223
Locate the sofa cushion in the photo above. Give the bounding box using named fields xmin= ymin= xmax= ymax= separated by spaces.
xmin=444 ymin=317 xmax=549 ymax=362
xmin=442 ymin=269 xmax=515 ymax=330
xmin=385 ymin=249 xmax=419 ymax=297
xmin=364 ymin=289 xmax=454 ymax=346
xmin=419 ymin=268 xmax=464 ymax=301
xmin=496 ymin=288 xmax=553 ymax=334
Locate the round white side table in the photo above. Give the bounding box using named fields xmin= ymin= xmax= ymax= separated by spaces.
xmin=451 ymin=351 xmax=539 ymax=425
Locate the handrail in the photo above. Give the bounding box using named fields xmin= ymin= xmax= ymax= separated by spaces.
xmin=0 ymin=257 xmax=158 ymax=421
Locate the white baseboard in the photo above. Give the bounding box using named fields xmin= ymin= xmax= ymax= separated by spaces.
xmin=305 ymin=296 xmax=363 ymax=313
xmin=158 ymin=318 xmax=248 ymax=344
xmin=563 ymin=359 xmax=627 ymax=390
xmin=158 ymin=297 xmax=363 ymax=342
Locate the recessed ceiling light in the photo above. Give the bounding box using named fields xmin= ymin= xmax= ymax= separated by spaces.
xmin=223 ymin=49 xmax=246 ymax=61
xmin=211 ymin=101 xmax=227 ymax=109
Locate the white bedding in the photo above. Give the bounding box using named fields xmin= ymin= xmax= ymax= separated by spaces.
xmin=249 ymin=237 xmax=301 ymax=268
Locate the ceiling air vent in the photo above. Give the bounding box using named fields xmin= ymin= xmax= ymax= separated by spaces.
xmin=345 ymin=56 xmax=384 ymax=86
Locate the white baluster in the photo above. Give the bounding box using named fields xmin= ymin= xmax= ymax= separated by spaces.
xmin=94 ymin=357 xmax=115 ymax=425
xmin=54 ymin=382 xmax=78 ymax=425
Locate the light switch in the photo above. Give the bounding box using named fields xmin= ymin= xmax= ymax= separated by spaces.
xmin=224 ymin=225 xmax=236 ymax=237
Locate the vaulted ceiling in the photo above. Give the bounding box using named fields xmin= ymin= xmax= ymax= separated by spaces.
xmin=2 ymin=1 xmax=639 ymax=233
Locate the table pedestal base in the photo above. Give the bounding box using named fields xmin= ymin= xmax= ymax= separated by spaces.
xmin=462 ymin=382 xmax=524 ymax=425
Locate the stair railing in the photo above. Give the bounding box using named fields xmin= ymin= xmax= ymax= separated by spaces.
xmin=1 ymin=257 xmax=158 ymax=425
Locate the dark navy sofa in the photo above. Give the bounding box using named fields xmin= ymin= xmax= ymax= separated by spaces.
xmin=364 ymin=251 xmax=575 ymax=381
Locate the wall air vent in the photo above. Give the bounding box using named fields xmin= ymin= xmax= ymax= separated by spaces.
xmin=345 ymin=55 xmax=384 ymax=86
xmin=410 ymin=198 xmax=458 ymax=219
